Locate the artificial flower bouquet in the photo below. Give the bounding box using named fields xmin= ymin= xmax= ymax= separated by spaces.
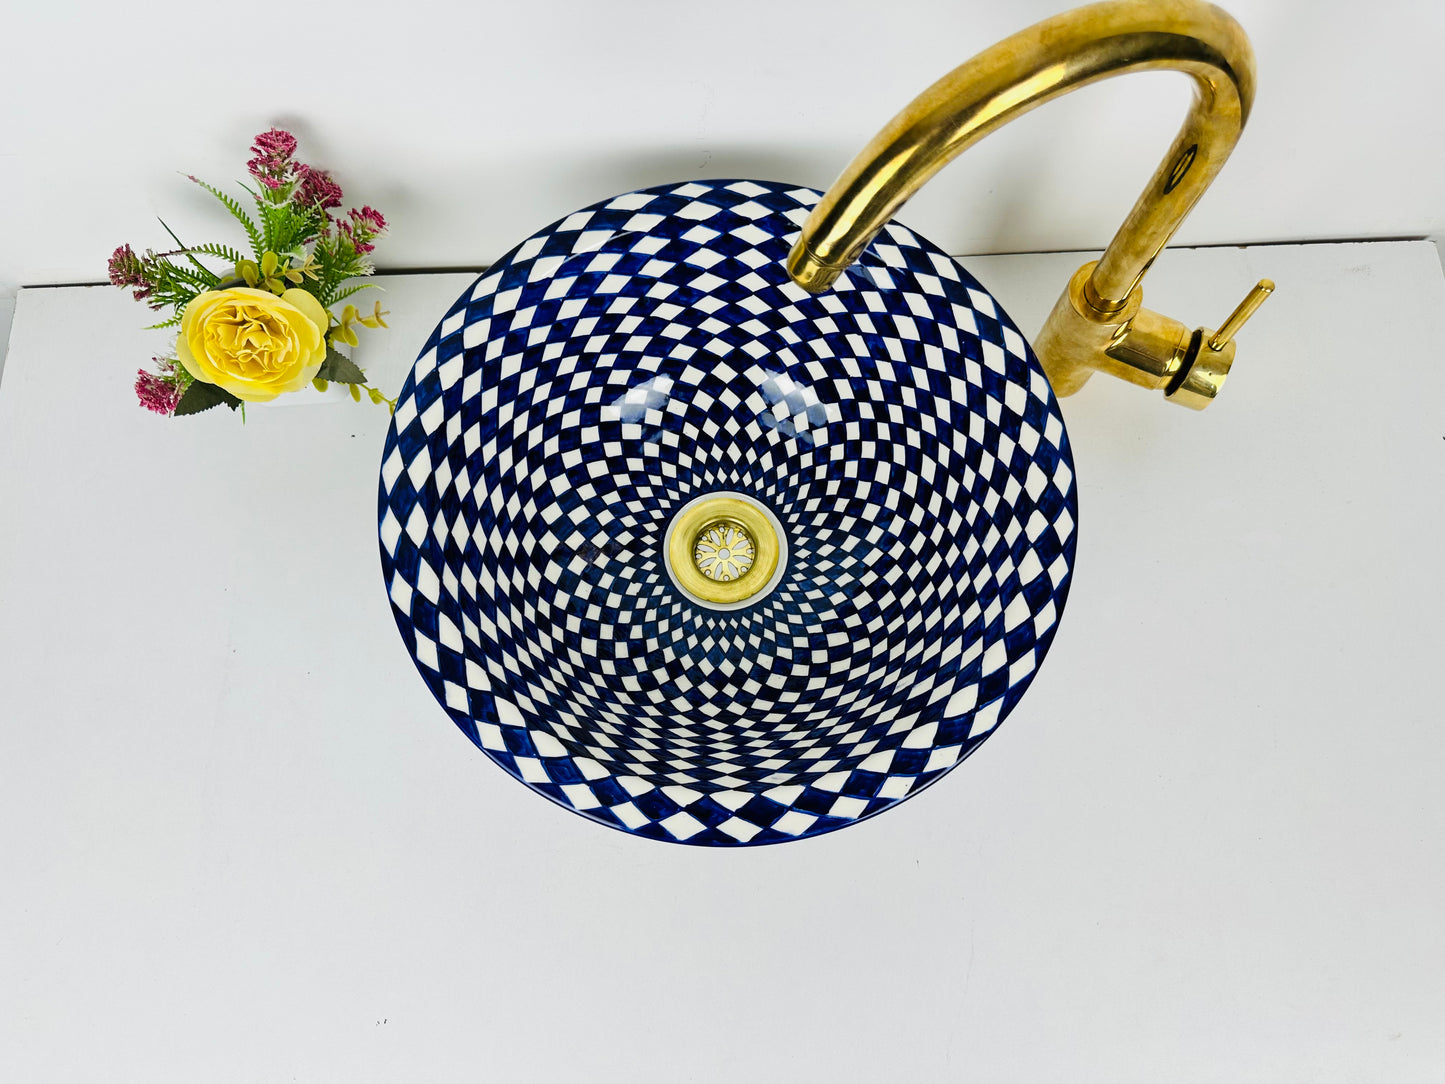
xmin=109 ymin=128 xmax=393 ymax=417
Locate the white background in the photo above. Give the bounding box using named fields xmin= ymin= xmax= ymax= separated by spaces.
xmin=4 ymin=0 xmax=1445 ymax=1077
xmin=2 ymin=241 xmax=1444 ymax=1081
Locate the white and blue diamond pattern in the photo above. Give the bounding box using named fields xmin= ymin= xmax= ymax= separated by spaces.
xmin=379 ymin=179 xmax=1077 ymax=845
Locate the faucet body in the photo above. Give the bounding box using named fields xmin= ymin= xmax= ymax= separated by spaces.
xmin=787 ymin=0 xmax=1268 ymax=409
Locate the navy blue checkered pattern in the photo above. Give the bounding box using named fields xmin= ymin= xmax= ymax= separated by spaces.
xmin=379 ymin=180 xmax=1077 ymax=845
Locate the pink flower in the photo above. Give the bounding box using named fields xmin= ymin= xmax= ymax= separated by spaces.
xmin=108 ymin=244 xmax=144 ymax=286
xmin=352 ymin=205 xmax=386 ymax=232
xmin=293 ymin=164 xmax=343 ymax=211
xmin=251 ymin=128 xmax=297 ymax=159
xmin=247 ymin=127 xmax=298 ymax=189
xmin=135 ymin=369 xmax=183 ymax=416
xmin=108 ymin=244 xmax=154 ymax=303
xmin=338 ymin=205 xmax=388 ymax=254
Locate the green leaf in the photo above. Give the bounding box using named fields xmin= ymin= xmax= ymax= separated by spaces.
xmin=144 ymin=314 xmax=183 ymax=330
xmin=165 ymin=263 xmax=220 ymax=291
xmin=148 ymin=287 xmax=199 ymax=313
xmin=271 ymin=207 xmax=315 ymax=255
xmin=249 ymin=192 xmax=310 ymax=255
xmin=157 ymin=219 xmax=216 ymax=281
xmin=173 ymin=380 xmax=243 ymax=416
xmin=315 ymin=346 xmax=366 ymax=384
xmin=189 ymin=242 xmax=245 ymax=265
xmin=261 ymin=203 xmax=280 ymax=253
xmin=190 ymin=176 xmax=264 ymax=257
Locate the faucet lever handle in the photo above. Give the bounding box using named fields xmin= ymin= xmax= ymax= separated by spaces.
xmin=1161 ymin=276 xmax=1274 ymax=410
xmin=1208 ymin=279 xmax=1275 ymax=351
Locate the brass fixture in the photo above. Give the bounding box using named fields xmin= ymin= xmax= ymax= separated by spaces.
xmin=666 ymin=495 xmax=782 ymax=606
xmin=694 ymin=522 xmax=757 ymax=583
xmin=787 ymin=0 xmax=1272 ymax=409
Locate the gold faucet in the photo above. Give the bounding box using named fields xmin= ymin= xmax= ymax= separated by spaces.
xmin=787 ymin=0 xmax=1273 ymax=409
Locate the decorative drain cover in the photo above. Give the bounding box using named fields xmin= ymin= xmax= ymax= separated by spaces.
xmin=664 ymin=492 xmax=785 ymax=609
xmin=379 ymin=179 xmax=1077 ymax=845
xmin=695 ymin=523 xmax=753 ymax=581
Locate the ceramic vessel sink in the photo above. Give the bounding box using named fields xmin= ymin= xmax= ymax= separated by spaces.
xmin=379 ymin=0 xmax=1264 ymax=844
xmin=379 ymin=180 xmax=1076 ymax=844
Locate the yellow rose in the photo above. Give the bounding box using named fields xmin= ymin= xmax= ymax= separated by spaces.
xmin=176 ymin=287 xmax=330 ymax=403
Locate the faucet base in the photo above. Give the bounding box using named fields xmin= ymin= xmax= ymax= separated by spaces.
xmin=1035 ymin=260 xmax=1247 ymax=411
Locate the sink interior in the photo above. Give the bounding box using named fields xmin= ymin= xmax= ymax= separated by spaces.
xmin=379 ymin=179 xmax=1076 ymax=845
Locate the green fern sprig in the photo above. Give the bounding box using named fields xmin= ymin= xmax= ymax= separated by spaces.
xmin=244 ymin=184 xmax=283 ymax=254
xmin=190 ymin=176 xmax=264 ymax=257
xmin=311 ymin=238 xmax=372 ymax=306
xmin=157 ymin=219 xmax=217 ymax=282
xmin=239 ymin=184 xmax=327 ymax=268
xmin=163 ymin=263 xmax=220 ymax=292
xmin=310 ymin=240 xmax=342 ymax=305
xmin=186 ymin=241 xmax=246 ymax=266
xmin=270 ymin=209 xmax=311 ymax=257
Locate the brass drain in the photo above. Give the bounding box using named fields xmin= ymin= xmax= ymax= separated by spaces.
xmin=666 ymin=495 xmax=782 ymax=606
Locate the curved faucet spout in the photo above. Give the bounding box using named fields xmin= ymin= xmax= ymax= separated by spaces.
xmin=789 ymin=0 xmax=1254 ymax=302
xmin=788 ymin=0 xmax=1268 ymax=408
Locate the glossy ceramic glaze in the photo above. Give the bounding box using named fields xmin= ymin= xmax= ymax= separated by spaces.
xmin=379 ymin=179 xmax=1077 ymax=845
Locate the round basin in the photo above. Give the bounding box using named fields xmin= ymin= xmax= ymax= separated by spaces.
xmin=379 ymin=179 xmax=1077 ymax=845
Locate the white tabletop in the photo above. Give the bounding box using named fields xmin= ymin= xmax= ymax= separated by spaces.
xmin=2 ymin=241 xmax=1443 ymax=1082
